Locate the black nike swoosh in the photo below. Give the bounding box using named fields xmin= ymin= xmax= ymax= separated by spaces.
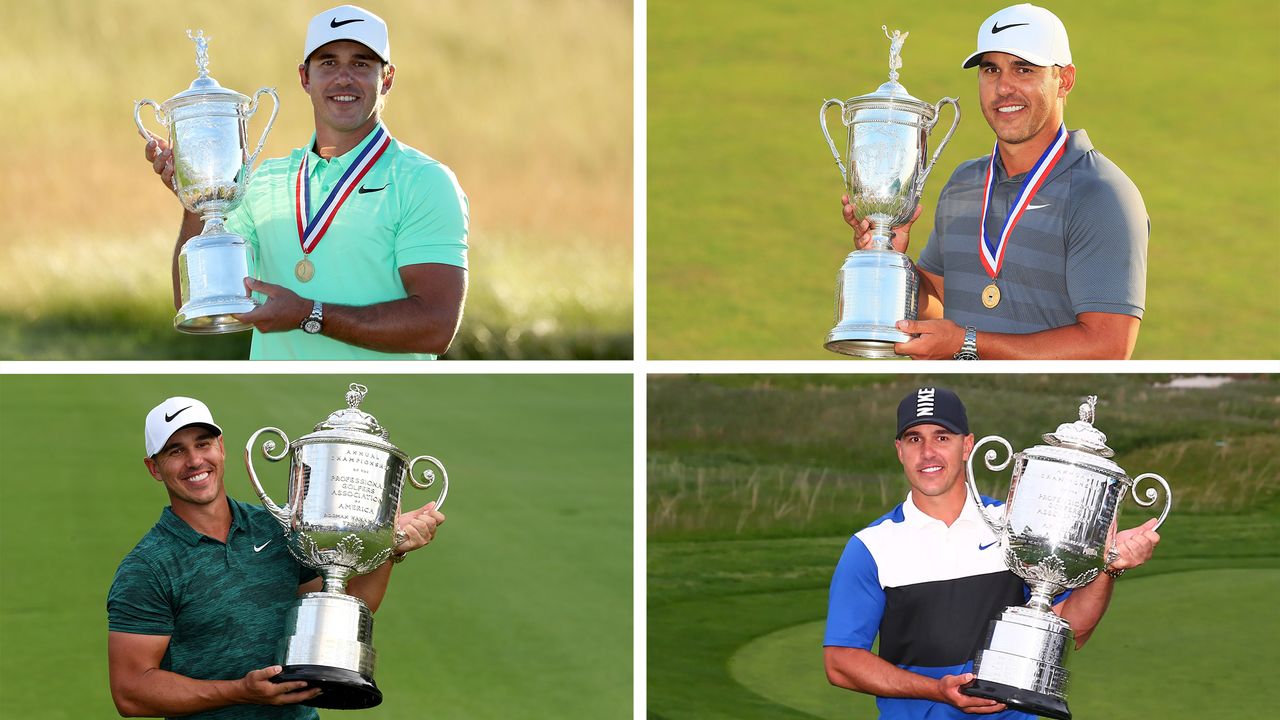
xmin=358 ymin=184 xmax=388 ymax=194
xmin=330 ymin=18 xmax=365 ymax=28
xmin=992 ymin=22 xmax=1030 ymax=33
xmin=165 ymin=406 xmax=192 ymax=423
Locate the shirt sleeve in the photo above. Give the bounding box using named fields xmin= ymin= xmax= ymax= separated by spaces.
xmin=394 ymin=163 xmax=469 ymax=270
xmin=107 ymin=555 xmax=175 ymax=636
xmin=824 ymin=535 xmax=884 ymax=649
xmin=224 ymin=186 xmax=260 ymax=277
xmin=1063 ymin=167 xmax=1149 ymax=318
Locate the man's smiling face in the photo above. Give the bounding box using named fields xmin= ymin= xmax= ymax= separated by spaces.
xmin=894 ymin=424 xmax=975 ymax=498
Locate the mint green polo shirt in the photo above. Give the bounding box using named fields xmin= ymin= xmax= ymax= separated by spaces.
xmin=107 ymin=498 xmax=320 ymax=720
xmin=226 ymin=124 xmax=469 ymax=360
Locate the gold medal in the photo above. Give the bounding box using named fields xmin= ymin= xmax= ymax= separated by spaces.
xmin=982 ymin=283 xmax=1001 ymax=309
xmin=295 ymin=257 xmax=315 ymax=283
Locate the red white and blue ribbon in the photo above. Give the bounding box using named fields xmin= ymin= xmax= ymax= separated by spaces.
xmin=978 ymin=124 xmax=1068 ymax=278
xmin=295 ymin=124 xmax=392 ymax=255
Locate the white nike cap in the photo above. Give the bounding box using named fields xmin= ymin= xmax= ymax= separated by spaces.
xmin=304 ymin=5 xmax=391 ymax=64
xmin=962 ymin=4 xmax=1072 ymax=69
xmin=144 ymin=397 xmax=223 ymax=457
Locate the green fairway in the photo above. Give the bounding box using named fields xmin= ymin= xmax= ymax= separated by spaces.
xmin=647 ymin=0 xmax=1280 ymax=359
xmin=0 ymin=375 xmax=632 ymax=718
xmin=647 ymin=374 xmax=1280 ymax=718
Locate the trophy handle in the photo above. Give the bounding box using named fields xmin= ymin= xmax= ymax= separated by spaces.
xmin=244 ymin=427 xmax=292 ymax=528
xmin=819 ymin=98 xmax=849 ymax=183
xmin=407 ymin=455 xmax=449 ymax=511
xmin=133 ymin=98 xmax=167 ymax=143
xmin=916 ymin=97 xmax=960 ymax=193
xmin=965 ymin=435 xmax=1013 ymax=537
xmin=244 ymin=87 xmax=280 ymax=171
xmin=1129 ymin=472 xmax=1173 ymax=530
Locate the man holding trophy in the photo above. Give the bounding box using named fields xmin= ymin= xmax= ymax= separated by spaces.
xmin=841 ymin=5 xmax=1149 ymax=360
xmin=107 ymin=396 xmax=444 ymax=717
xmin=142 ymin=5 xmax=469 ymax=359
xmin=823 ymin=387 xmax=1162 ymax=718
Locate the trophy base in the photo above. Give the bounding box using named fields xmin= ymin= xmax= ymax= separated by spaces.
xmin=175 ymin=297 xmax=258 ymax=335
xmin=273 ymin=664 xmax=383 ymax=709
xmin=826 ymin=248 xmax=918 ymax=358
xmin=962 ymin=677 xmax=1070 ymax=720
xmin=824 ymin=328 xmax=908 ymax=358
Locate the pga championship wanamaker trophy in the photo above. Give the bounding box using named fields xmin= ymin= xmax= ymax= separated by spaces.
xmin=245 ymin=383 xmax=450 ymax=709
xmin=961 ymin=396 xmax=1172 ymax=720
xmin=134 ymin=29 xmax=278 ymax=334
xmin=820 ymin=26 xmax=959 ymax=358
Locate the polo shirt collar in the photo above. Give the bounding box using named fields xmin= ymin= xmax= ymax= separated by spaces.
xmin=156 ymin=496 xmax=245 ymax=546
xmin=304 ymin=122 xmax=391 ymax=176
xmin=902 ymin=486 xmax=989 ymax=529
xmin=993 ymin=127 xmax=1092 ymax=184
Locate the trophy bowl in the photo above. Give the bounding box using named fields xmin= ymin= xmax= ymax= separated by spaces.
xmin=134 ymin=30 xmax=278 ymax=334
xmin=245 ymin=383 xmax=449 ymax=709
xmin=961 ymin=396 xmax=1172 ymax=719
xmin=819 ymin=26 xmax=958 ymax=358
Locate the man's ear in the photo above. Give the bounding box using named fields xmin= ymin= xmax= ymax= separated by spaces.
xmin=143 ymin=457 xmax=162 ymax=482
xmin=1057 ymin=64 xmax=1076 ymax=99
xmin=381 ymin=64 xmax=396 ymax=95
xmin=298 ymin=63 xmax=310 ymax=92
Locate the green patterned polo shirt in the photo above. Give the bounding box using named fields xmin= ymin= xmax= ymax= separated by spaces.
xmin=107 ymin=497 xmax=320 ymax=720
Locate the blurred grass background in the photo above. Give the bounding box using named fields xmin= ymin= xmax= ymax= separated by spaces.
xmin=647 ymin=374 xmax=1280 ymax=718
xmin=0 ymin=0 xmax=632 ymax=359
xmin=0 ymin=374 xmax=632 ymax=718
xmin=647 ymin=0 xmax=1280 ymax=359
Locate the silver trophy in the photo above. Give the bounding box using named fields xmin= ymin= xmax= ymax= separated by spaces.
xmin=961 ymin=396 xmax=1172 ymax=719
xmin=135 ymin=30 xmax=278 ymax=334
xmin=819 ymin=26 xmax=959 ymax=358
xmin=245 ymin=383 xmax=449 ymax=709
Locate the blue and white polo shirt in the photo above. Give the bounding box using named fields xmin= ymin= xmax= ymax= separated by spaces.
xmin=825 ymin=489 xmax=1044 ymax=719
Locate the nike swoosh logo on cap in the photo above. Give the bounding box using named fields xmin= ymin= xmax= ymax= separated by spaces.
xmin=330 ymin=18 xmax=364 ymax=28
xmin=992 ymin=22 xmax=1030 ymax=33
xmin=164 ymin=406 xmax=192 ymax=423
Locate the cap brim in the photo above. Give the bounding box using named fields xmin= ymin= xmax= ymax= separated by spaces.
xmin=962 ymin=49 xmax=1055 ymax=69
xmin=152 ymin=422 xmax=223 ymax=457
xmin=896 ymin=418 xmax=967 ymax=439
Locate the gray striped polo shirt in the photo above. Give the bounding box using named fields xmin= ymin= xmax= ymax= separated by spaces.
xmin=917 ymin=129 xmax=1148 ymax=334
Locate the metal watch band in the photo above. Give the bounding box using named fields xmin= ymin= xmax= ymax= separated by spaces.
xmin=953 ymin=326 xmax=979 ymax=360
xmin=1103 ymin=565 xmax=1126 ymax=579
xmin=301 ymin=300 xmax=323 ymax=334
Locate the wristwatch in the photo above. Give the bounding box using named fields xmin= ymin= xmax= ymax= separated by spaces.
xmin=953 ymin=326 xmax=979 ymax=360
xmin=1103 ymin=565 xmax=1126 ymax=579
xmin=301 ymin=301 xmax=323 ymax=334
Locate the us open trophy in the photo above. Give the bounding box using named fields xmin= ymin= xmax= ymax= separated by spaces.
xmin=134 ymin=30 xmax=278 ymax=334
xmin=961 ymin=396 xmax=1172 ymax=719
xmin=819 ymin=26 xmax=959 ymax=357
xmin=245 ymin=383 xmax=450 ymax=709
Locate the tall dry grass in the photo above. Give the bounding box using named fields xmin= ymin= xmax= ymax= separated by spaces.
xmin=1 ymin=0 xmax=632 ymax=356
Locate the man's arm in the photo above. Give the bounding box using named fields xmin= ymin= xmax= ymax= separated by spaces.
xmin=894 ymin=312 xmax=1139 ymax=360
xmin=1053 ymin=517 xmax=1162 ymax=649
xmin=107 ymin=632 xmax=319 ymax=717
xmin=824 ymin=647 xmax=1006 ymax=714
xmin=236 ymin=263 xmax=467 ymax=355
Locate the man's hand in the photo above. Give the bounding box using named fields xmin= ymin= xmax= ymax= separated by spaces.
xmin=143 ymin=133 xmax=179 ymax=197
xmin=394 ymin=502 xmax=446 ymax=556
xmin=237 ymin=666 xmax=322 ymax=706
xmin=893 ymin=318 xmax=965 ymax=360
xmin=936 ymin=674 xmax=1007 ymax=714
xmin=1109 ymin=517 xmax=1161 ymax=571
xmin=843 ymin=196 xmax=922 ymax=254
xmin=235 ymin=278 xmax=311 ymax=333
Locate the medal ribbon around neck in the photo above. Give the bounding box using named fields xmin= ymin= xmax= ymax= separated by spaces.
xmin=295 ymin=124 xmax=392 ymax=257
xmin=978 ymin=124 xmax=1068 ymax=278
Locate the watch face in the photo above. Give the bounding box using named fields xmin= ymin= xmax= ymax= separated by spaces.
xmin=303 ymin=319 xmax=322 ymax=334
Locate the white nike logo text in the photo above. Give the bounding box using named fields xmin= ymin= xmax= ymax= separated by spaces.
xmin=253 ymin=540 xmax=272 ymax=552
xmin=1027 ymin=203 xmax=1050 ymax=210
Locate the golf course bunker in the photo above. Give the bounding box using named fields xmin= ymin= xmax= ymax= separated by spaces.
xmin=728 ymin=568 xmax=1279 ymax=719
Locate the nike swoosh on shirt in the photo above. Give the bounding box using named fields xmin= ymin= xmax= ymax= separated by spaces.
xmin=978 ymin=541 xmax=999 ymax=551
xmin=1027 ymin=203 xmax=1051 ymax=210
xmin=254 ymin=540 xmax=272 ymax=552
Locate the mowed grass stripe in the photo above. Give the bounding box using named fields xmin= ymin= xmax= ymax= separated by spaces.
xmin=0 ymin=375 xmax=632 ymax=718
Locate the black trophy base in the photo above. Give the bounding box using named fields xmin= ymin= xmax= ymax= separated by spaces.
xmin=272 ymin=664 xmax=383 ymax=709
xmin=962 ymin=677 xmax=1070 ymax=720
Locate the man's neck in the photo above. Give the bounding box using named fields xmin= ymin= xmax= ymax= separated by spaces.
xmin=170 ymin=493 xmax=233 ymax=543
xmin=910 ymin=485 xmax=968 ymax=527
xmin=996 ymin=116 xmax=1065 ymax=177
xmin=313 ymin=117 xmax=381 ymax=160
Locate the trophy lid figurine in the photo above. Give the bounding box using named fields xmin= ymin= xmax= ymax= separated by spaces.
xmin=960 ymin=396 xmax=1172 ymax=719
xmin=135 ymin=30 xmax=279 ymax=334
xmin=820 ymin=26 xmax=959 ymax=358
xmin=245 ymin=383 xmax=450 ymax=709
